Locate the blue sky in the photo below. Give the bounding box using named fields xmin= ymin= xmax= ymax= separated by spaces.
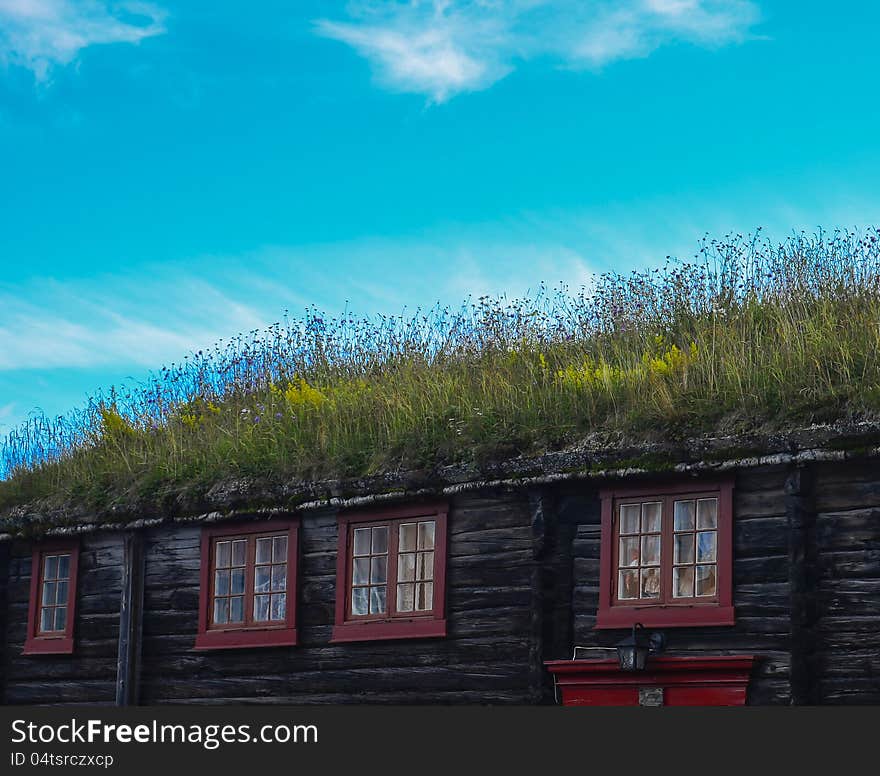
xmin=1 ymin=0 xmax=879 ymax=435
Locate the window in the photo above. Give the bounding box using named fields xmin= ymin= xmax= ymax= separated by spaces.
xmin=195 ymin=519 xmax=298 ymax=650
xmin=596 ymin=480 xmax=734 ymax=629
xmin=24 ymin=540 xmax=79 ymax=655
xmin=332 ymin=503 xmax=448 ymax=643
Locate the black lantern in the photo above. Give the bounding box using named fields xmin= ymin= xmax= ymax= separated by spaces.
xmin=616 ymin=623 xmax=665 ymax=671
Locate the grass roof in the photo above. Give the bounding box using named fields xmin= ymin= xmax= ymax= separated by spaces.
xmin=3 ymin=228 xmax=880 ymax=515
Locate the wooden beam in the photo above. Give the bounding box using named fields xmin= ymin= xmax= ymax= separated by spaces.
xmin=115 ymin=531 xmax=145 ymax=706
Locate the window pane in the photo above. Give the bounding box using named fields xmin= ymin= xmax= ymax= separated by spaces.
xmin=215 ymin=570 xmax=230 ymax=596
xmin=214 ymin=598 xmax=229 ymax=624
xmin=271 ymin=564 xmax=287 ymax=592
xmin=397 ymin=583 xmax=415 ymax=612
xmin=230 ymin=568 xmax=245 ymax=595
xmin=216 ymin=541 xmax=231 ymax=568
xmin=42 ymin=581 xmax=57 ymax=606
xmin=399 ymin=523 xmax=417 ymax=552
xmin=696 ymin=565 xmax=717 ymax=596
xmin=353 ymin=528 xmax=371 ymax=556
xmin=418 ymin=521 xmax=435 ymax=550
xmin=697 ymin=531 xmax=717 ymax=563
xmin=673 ymin=500 xmax=695 ymax=531
xmin=44 ymin=555 xmax=58 ymax=580
xmin=54 ymin=605 xmax=67 ymax=632
xmin=272 ymin=535 xmax=288 ymax=563
xmin=40 ymin=606 xmax=54 ymax=632
xmin=57 ymin=554 xmax=71 ymax=580
xmin=370 ymin=556 xmax=388 ymax=584
xmin=620 ymin=504 xmax=640 ymax=534
xmin=674 ymin=534 xmax=695 ymax=564
xmin=619 ymin=537 xmax=639 ymax=567
xmin=673 ymin=566 xmax=694 ymax=598
xmin=697 ymin=498 xmax=718 ymax=529
xmin=254 ymin=594 xmax=270 ymax=621
xmin=256 ymin=537 xmax=272 ymax=565
xmin=642 ymin=502 xmax=662 ymax=533
xmin=229 ymin=595 xmax=245 ymax=623
xmin=398 ymin=552 xmax=415 ymax=582
xmin=231 ymin=540 xmax=247 ymax=567
xmin=271 ymin=593 xmax=286 ymax=621
xmin=641 ymin=535 xmax=661 ymax=566
xmin=56 ymin=581 xmax=68 ymax=605
xmin=618 ymin=569 xmax=639 ymax=599
xmin=371 ymin=526 xmax=388 ymax=554
xmin=369 ymin=585 xmax=386 ymax=614
xmin=640 ymin=567 xmax=661 ymax=599
xmin=416 ymin=551 xmax=434 ymax=581
xmin=351 ymin=586 xmax=369 ymax=615
xmin=254 ymin=566 xmax=270 ymax=593
xmin=415 ymin=581 xmax=433 ymax=611
xmin=353 ymin=557 xmax=370 ymax=585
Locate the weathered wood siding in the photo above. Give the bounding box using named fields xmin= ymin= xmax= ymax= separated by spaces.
xmin=137 ymin=491 xmax=543 ymax=704
xmin=2 ymin=534 xmax=122 ymax=705
xmin=812 ymin=462 xmax=880 ymax=704
xmin=563 ymin=467 xmax=793 ymax=705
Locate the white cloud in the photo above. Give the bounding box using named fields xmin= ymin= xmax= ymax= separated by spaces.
xmin=0 ymin=0 xmax=166 ymax=80
xmin=316 ymin=0 xmax=760 ymax=101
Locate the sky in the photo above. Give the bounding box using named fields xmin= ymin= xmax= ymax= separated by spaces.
xmin=1 ymin=0 xmax=879 ymax=436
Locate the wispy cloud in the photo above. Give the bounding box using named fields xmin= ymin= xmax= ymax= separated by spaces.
xmin=316 ymin=0 xmax=761 ymax=102
xmin=0 ymin=0 xmax=166 ymax=80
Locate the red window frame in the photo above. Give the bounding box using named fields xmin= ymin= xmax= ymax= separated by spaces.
xmin=23 ymin=539 xmax=80 ymax=655
xmin=195 ymin=518 xmax=299 ymax=650
xmin=596 ymin=479 xmax=734 ymax=629
xmin=331 ymin=502 xmax=448 ymax=643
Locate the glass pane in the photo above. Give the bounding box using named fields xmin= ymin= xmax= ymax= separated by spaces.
xmin=399 ymin=523 xmax=417 ymax=551
xmin=620 ymin=504 xmax=640 ymax=534
xmin=230 ymin=568 xmax=245 ymax=595
xmin=418 ymin=521 xmax=435 ymax=550
xmin=371 ymin=526 xmax=388 ymax=554
xmin=397 ymin=583 xmax=415 ymax=612
xmin=272 ymin=535 xmax=288 ymax=562
xmin=254 ymin=594 xmax=270 ymax=621
xmin=618 ymin=569 xmax=639 ymax=600
xmin=640 ymin=567 xmax=661 ymax=599
xmin=697 ymin=531 xmax=717 ymax=563
xmin=256 ymin=537 xmax=272 ymax=565
xmin=271 ymin=593 xmax=286 ymax=621
xmin=42 ymin=581 xmax=57 ymax=606
xmin=353 ymin=528 xmax=371 ymax=556
xmin=271 ymin=564 xmax=287 ymax=592
xmin=215 ymin=570 xmax=230 ymax=596
xmin=40 ymin=606 xmax=54 ymax=632
xmin=351 ymin=586 xmax=369 ymax=616
xmin=673 ymin=566 xmax=695 ymax=598
xmin=416 ymin=551 xmax=434 ymax=581
xmin=215 ymin=541 xmax=231 ymax=568
xmin=619 ymin=536 xmax=639 ymax=567
xmin=57 ymin=554 xmax=71 ymax=580
xmin=232 ymin=540 xmax=247 ymax=567
xmin=44 ymin=555 xmax=58 ymax=580
xmin=370 ymin=556 xmax=388 ymax=584
xmin=229 ymin=595 xmax=244 ymax=623
xmin=674 ymin=534 xmax=695 ymax=564
xmin=697 ymin=498 xmax=718 ymax=529
xmin=398 ymin=552 xmax=415 ymax=582
xmin=369 ymin=585 xmax=387 ymax=614
xmin=353 ymin=557 xmax=370 ymax=585
xmin=415 ymin=581 xmax=434 ymax=611
xmin=214 ymin=598 xmax=229 ymax=625
xmin=674 ymin=500 xmax=695 ymax=531
xmin=696 ymin=565 xmax=717 ymax=596
xmin=642 ymin=502 xmax=662 ymax=533
xmin=254 ymin=566 xmax=270 ymax=593
xmin=641 ymin=535 xmax=661 ymax=566
xmin=54 ymin=605 xmax=67 ymax=632
xmin=56 ymin=580 xmax=68 ymax=605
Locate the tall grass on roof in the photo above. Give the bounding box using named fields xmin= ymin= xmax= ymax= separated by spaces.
xmin=3 ymin=228 xmax=880 ymax=510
